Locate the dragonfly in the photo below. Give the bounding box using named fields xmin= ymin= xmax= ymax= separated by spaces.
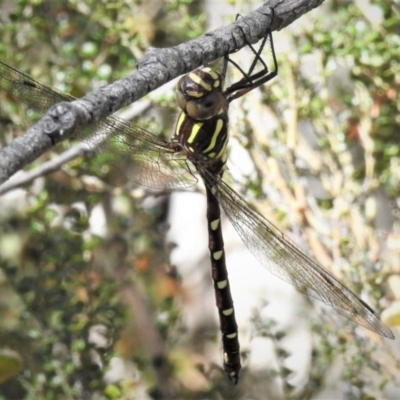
xmin=0 ymin=11 xmax=394 ymax=384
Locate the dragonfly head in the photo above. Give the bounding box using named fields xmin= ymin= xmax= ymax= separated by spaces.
xmin=175 ymin=67 xmax=226 ymax=121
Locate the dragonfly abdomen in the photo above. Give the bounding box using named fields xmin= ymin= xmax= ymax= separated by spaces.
xmin=205 ymin=184 xmax=241 ymax=383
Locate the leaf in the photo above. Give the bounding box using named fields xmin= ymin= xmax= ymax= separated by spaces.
xmin=0 ymin=349 xmax=23 ymax=384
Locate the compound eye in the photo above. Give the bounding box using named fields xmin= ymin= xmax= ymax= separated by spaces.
xmin=175 ymin=86 xmax=188 ymax=112
xmin=185 ymin=91 xmax=224 ymax=120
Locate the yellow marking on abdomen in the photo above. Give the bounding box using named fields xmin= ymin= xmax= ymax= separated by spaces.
xmin=210 ymin=219 xmax=220 ymax=231
xmin=216 ymin=279 xmax=227 ymax=289
xmin=226 ymin=333 xmax=237 ymax=339
xmin=222 ymin=308 xmax=233 ymax=316
xmin=213 ymin=250 xmax=223 ymax=260
xmin=224 ymin=352 xmax=229 ymax=363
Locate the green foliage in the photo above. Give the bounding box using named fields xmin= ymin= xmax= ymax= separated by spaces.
xmin=0 ymin=199 xmax=127 ymax=398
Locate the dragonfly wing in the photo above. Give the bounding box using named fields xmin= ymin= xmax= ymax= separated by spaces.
xmin=86 ymin=119 xmax=197 ymax=190
xmin=0 ymin=61 xmax=196 ymax=190
xmin=200 ymin=169 xmax=394 ymax=339
xmin=0 ymin=61 xmax=76 ymax=111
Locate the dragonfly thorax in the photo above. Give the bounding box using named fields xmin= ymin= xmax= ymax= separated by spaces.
xmin=172 ymin=67 xmax=230 ymax=175
xmin=172 ymin=67 xmax=229 ymax=175
xmin=172 ymin=111 xmax=228 ymax=174
xmin=175 ymin=67 xmax=226 ymax=120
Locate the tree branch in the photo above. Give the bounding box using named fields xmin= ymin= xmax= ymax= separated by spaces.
xmin=0 ymin=0 xmax=325 ymax=186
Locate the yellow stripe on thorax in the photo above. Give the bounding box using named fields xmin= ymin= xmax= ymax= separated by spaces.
xmin=215 ymin=140 xmax=228 ymax=163
xmin=175 ymin=113 xmax=186 ymax=137
xmin=187 ymin=121 xmax=203 ymax=144
xmin=203 ymin=118 xmax=224 ymax=153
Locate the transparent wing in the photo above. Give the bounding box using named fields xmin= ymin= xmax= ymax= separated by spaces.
xmin=200 ymin=168 xmax=394 ymax=339
xmin=0 ymin=61 xmax=196 ymax=190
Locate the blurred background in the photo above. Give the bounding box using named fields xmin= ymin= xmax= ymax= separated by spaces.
xmin=0 ymin=0 xmax=399 ymax=399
